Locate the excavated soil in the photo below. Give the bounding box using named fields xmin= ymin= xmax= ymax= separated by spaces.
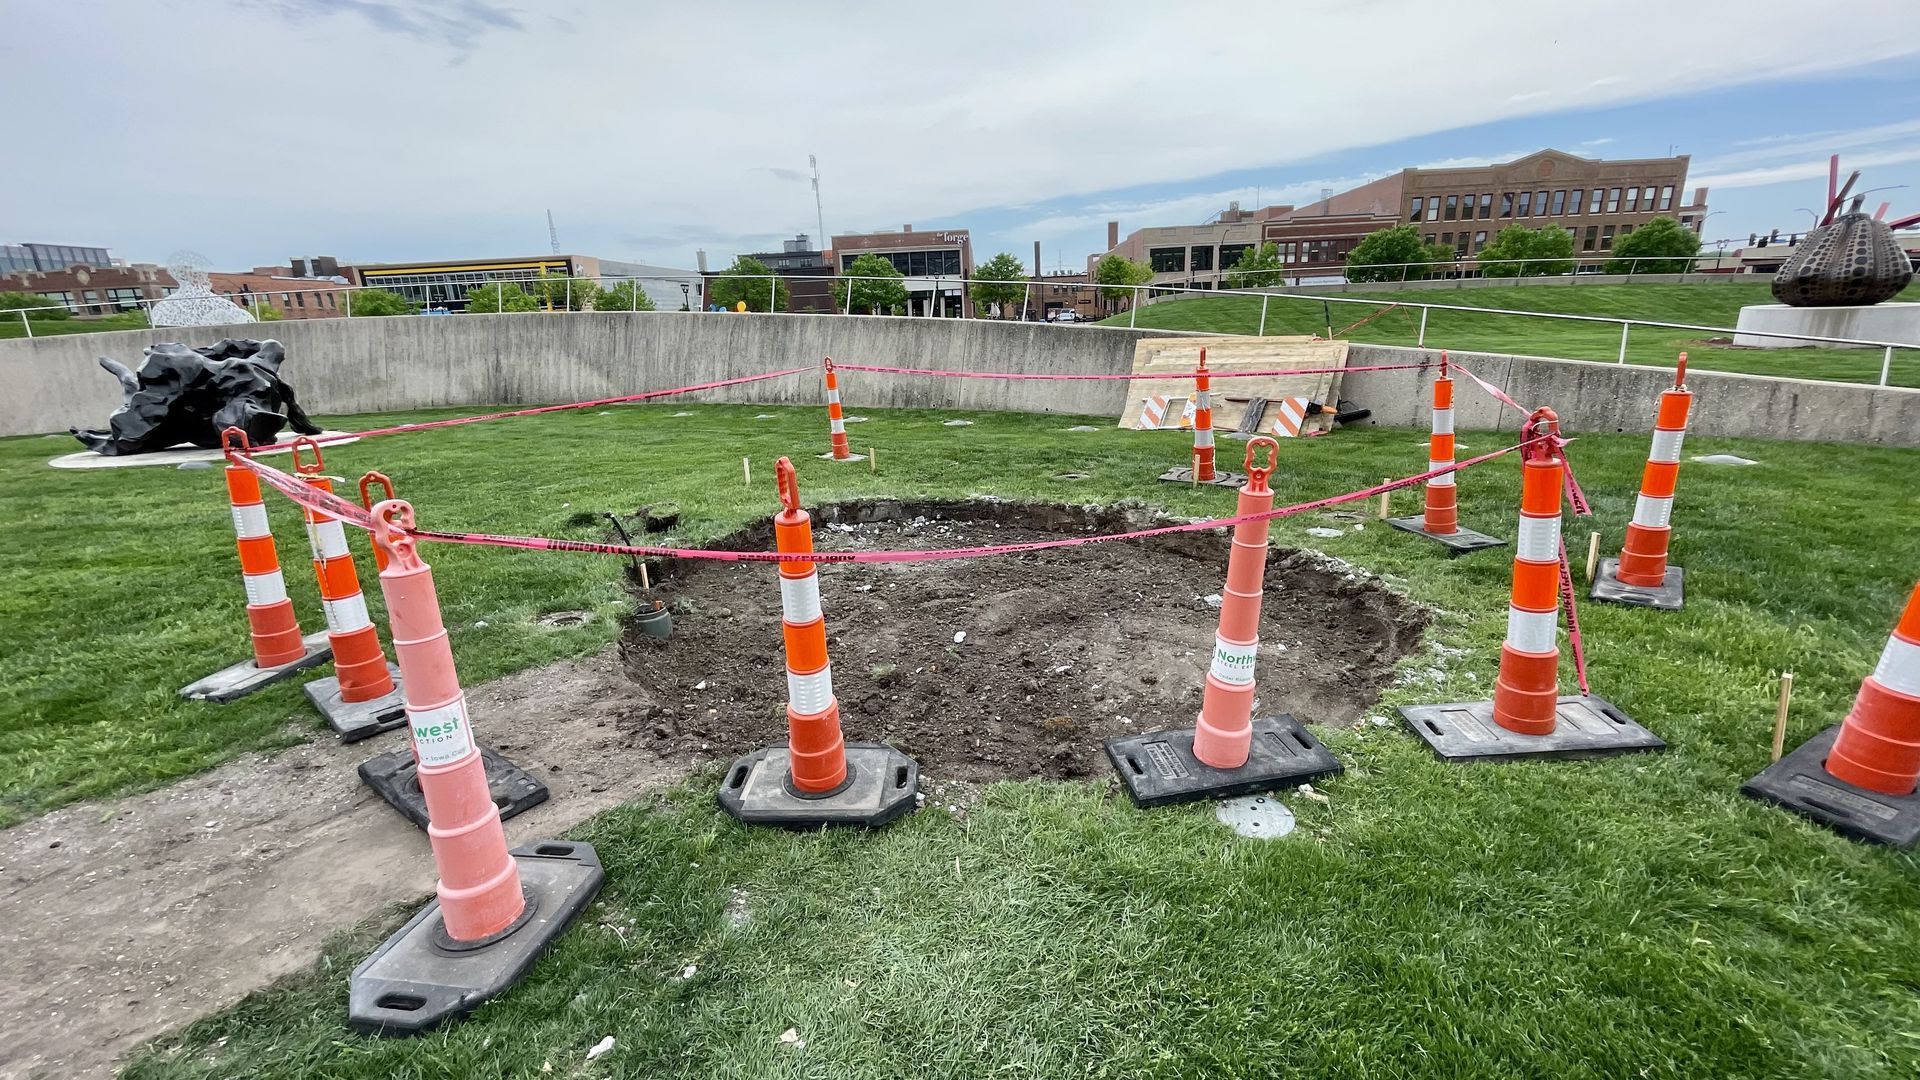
xmin=617 ymin=500 xmax=1427 ymax=783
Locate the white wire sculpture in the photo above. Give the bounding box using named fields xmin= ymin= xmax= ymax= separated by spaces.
xmin=150 ymin=251 xmax=256 ymax=328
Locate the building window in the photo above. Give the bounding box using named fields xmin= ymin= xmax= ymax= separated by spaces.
xmin=1534 ymin=190 xmax=1549 ymax=216
xmin=1424 ymin=234 xmax=1435 ymax=244
xmin=1583 ymin=226 xmax=1599 ymax=251
xmin=1623 ymin=188 xmax=1638 ymax=213
xmin=1643 ymin=187 xmax=1658 ymax=212
xmin=1600 ymin=224 xmax=1616 ymax=250
xmin=1425 ymin=200 xmax=1439 ymax=221
xmin=1606 ymin=188 xmax=1621 ymax=213
xmin=1550 ymin=190 xmax=1567 ymax=216
xmin=39 ymin=291 xmax=75 ymax=306
xmin=1659 ymin=185 xmax=1674 ymax=211
xmin=1190 ymin=246 xmax=1214 ymax=271
xmin=1569 ymin=189 xmax=1584 ymax=217
xmin=324 ymin=292 xmax=335 ymax=308
xmin=1454 ymin=234 xmax=1470 ymax=256
xmin=1149 ymin=247 xmax=1185 ymax=273
xmin=1479 ymin=193 xmax=1492 ymax=219
xmin=1443 ymin=195 xmax=1458 ymax=220
xmin=1409 ymin=197 xmax=1424 ymax=222
xmin=1620 ymin=224 xmax=1635 ymax=237
xmin=1473 ymin=230 xmax=1489 ymax=252
xmin=1590 ymin=189 xmax=1604 ymax=214
xmin=295 ymin=292 xmax=306 ymax=308
xmin=1220 ymin=243 xmax=1253 ymax=270
xmin=1441 ymin=232 xmax=1453 ymax=246
xmin=1516 ymin=191 xmax=1532 ymax=216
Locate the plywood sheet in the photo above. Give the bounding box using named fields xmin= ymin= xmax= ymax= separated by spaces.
xmin=1119 ymin=336 xmax=1349 ymax=437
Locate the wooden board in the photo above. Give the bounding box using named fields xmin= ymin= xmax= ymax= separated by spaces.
xmin=1119 ymin=336 xmax=1349 ymax=436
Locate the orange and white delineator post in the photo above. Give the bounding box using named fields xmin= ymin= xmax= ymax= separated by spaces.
xmin=1192 ymin=349 xmax=1217 ymax=483
xmin=1825 ymin=582 xmax=1920 ymax=797
xmin=1492 ymin=408 xmax=1567 ymax=736
xmin=349 ymin=498 xmax=605 ymax=1036
xmin=1191 ymin=438 xmax=1280 ymax=768
xmin=823 ymin=357 xmax=855 ymax=462
xmin=1615 ymin=356 xmax=1692 ymax=588
xmin=370 ymin=499 xmax=524 ymax=942
xmin=292 ymin=439 xmax=396 ymax=706
xmin=181 ymin=429 xmax=331 ymax=702
xmin=774 ymin=458 xmax=849 ymax=793
xmin=1422 ymin=353 xmax=1459 ymax=534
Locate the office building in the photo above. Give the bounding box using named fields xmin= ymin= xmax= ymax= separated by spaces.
xmin=0 ymin=263 xmax=174 ymax=314
xmin=355 ymin=254 xmax=697 ymax=311
xmin=710 ymin=235 xmax=836 ymax=313
xmin=1091 ymin=203 xmax=1293 ymax=294
xmin=828 ymin=225 xmax=974 ymax=317
xmin=0 ymin=242 xmax=115 ymax=274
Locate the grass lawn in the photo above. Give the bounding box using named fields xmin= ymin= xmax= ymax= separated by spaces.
xmin=5 ymin=401 xmax=1919 ymax=1077
xmin=1100 ymin=281 xmax=1920 ymax=387
xmin=0 ymin=309 xmax=150 ymax=339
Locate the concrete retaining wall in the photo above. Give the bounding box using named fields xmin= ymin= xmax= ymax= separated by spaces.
xmin=4 ymin=312 xmax=1915 ymax=447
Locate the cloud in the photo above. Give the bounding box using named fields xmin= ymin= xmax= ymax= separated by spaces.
xmin=252 ymin=0 xmax=527 ymax=56
xmin=1691 ymin=119 xmax=1920 ymax=191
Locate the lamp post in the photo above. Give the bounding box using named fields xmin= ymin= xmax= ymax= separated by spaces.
xmin=680 ymin=282 xmax=690 ymax=312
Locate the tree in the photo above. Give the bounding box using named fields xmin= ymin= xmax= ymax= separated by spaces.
xmin=1606 ymin=217 xmax=1701 ymax=275
xmin=251 ymin=304 xmax=283 ymax=321
xmin=708 ymin=256 xmax=789 ymax=313
xmin=1093 ymin=253 xmax=1154 ymax=305
xmin=831 ymin=254 xmax=908 ymax=315
xmin=0 ymin=291 xmax=70 ymax=320
xmin=595 ymin=279 xmax=656 ymax=312
xmin=1476 ymin=224 xmax=1574 ymax=277
xmin=1223 ymin=243 xmax=1286 ymax=288
xmin=464 ymin=281 xmax=541 ymax=313
xmin=533 ymin=271 xmax=597 ymax=311
xmin=343 ymin=288 xmax=419 ymax=317
xmin=1345 ymin=226 xmax=1451 ymax=283
xmin=968 ymin=252 xmax=1028 ymax=317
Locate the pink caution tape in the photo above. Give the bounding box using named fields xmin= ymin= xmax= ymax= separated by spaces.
xmin=830 ymin=361 xmax=1432 ymax=382
xmin=250 ymin=366 xmax=814 ymax=452
xmin=1447 ymin=361 xmax=1532 ymax=416
xmin=1556 ymin=537 xmax=1592 ymax=696
xmin=231 ymin=437 xmax=1539 ymax=564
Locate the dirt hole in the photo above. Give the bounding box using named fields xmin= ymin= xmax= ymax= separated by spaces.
xmin=537 ymin=610 xmax=592 ymax=628
xmin=616 ymin=500 xmax=1427 ymax=784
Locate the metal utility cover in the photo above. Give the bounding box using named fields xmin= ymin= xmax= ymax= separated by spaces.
xmin=1104 ymin=714 xmax=1343 ymax=808
xmin=1397 ymin=695 xmax=1663 ymax=763
xmin=1215 ymin=794 xmax=1297 ymax=839
xmin=359 ymin=744 xmax=550 ymax=831
xmin=1157 ymin=467 xmax=1247 ymax=488
xmin=717 ymin=742 xmax=919 ymax=828
xmin=179 ymin=633 xmax=332 ymax=703
xmin=1590 ymin=558 xmax=1686 ymax=611
xmin=1742 ymin=724 xmax=1920 ymax=848
xmin=1385 ymin=515 xmax=1506 ymax=554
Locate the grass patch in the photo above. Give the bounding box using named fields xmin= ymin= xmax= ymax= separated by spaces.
xmin=6 ymin=402 xmax=1920 ymax=1077
xmin=1101 ymin=281 xmax=1920 ymax=387
xmin=0 ymin=309 xmax=150 ymax=339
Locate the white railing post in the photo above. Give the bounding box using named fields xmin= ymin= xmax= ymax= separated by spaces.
xmin=632 ymin=279 xmax=639 ymax=312
xmin=20 ymin=310 xmax=32 ymax=338
xmin=1020 ymin=280 xmax=1030 ymax=322
xmin=845 ymin=276 xmax=855 ymax=316
xmin=1129 ymin=286 xmax=1139 ymax=328
xmin=1617 ymin=322 xmax=1631 ymax=364
xmin=344 ymin=288 xmax=352 ymax=318
xmin=1258 ymin=294 xmax=1269 ymax=337
xmin=1882 ymin=346 xmax=1895 ymax=387
xmin=1417 ymin=306 xmax=1428 ymax=346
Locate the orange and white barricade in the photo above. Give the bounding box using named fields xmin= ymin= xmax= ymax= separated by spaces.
xmin=718 ymin=458 xmax=917 ymax=827
xmin=1109 ymin=437 xmax=1342 ymax=806
xmin=1396 ymin=409 xmax=1663 ymax=763
xmin=1271 ymin=397 xmax=1309 ymax=438
xmin=180 ymin=428 xmax=330 ymax=702
xmin=1746 ymin=581 xmax=1920 ymax=847
xmin=1387 ymin=353 xmax=1503 ymax=552
xmin=346 ymin=498 xmax=604 ymax=1036
xmin=820 ymin=358 xmax=865 ymax=462
xmin=1593 ymin=355 xmax=1693 ymax=610
xmin=289 ymin=439 xmax=406 ymax=740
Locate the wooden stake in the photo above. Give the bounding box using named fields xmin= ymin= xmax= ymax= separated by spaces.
xmin=742 ymin=456 xmax=751 ymax=486
xmin=1771 ymin=672 xmax=1794 ymax=762
xmin=1377 ymin=478 xmax=1391 ymax=519
xmin=639 ymin=562 xmax=651 ymax=591
xmin=1191 ymin=453 xmax=1199 ymax=487
xmin=1585 ymin=531 xmax=1601 ymax=583
xmin=869 ymin=447 xmax=876 ymax=473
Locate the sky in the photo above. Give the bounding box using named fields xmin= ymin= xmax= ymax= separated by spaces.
xmin=4 ymin=1 xmax=1920 ymax=276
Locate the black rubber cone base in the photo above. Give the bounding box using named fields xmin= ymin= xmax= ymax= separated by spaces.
xmin=306 ymin=663 xmax=407 ymax=742
xmin=1157 ymin=467 xmax=1247 ymax=488
xmin=359 ymin=744 xmax=550 ymax=831
xmin=1590 ymin=557 xmax=1686 ymax=611
xmin=179 ymin=632 xmax=332 ymax=703
xmin=1104 ymin=715 xmax=1343 ymax=808
xmin=717 ymin=742 xmax=919 ymax=828
xmin=1741 ymin=725 xmax=1920 ymax=848
xmin=347 ymin=840 xmax=605 ymax=1036
xmin=1397 ymin=695 xmax=1663 ymax=763
xmin=1386 ymin=515 xmax=1506 ymax=554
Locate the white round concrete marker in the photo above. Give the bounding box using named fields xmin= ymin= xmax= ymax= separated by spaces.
xmin=1215 ymin=794 xmax=1296 ymax=839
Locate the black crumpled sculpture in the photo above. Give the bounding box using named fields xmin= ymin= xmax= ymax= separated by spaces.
xmin=70 ymin=338 xmax=321 ymax=455
xmin=1771 ymin=209 xmax=1915 ymax=307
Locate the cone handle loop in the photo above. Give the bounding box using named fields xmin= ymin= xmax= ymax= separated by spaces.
xmin=1523 ymin=407 xmax=1561 ymax=463
xmin=220 ymin=426 xmax=252 ymax=462
xmin=370 ymin=499 xmax=422 ymax=573
xmin=822 ymin=355 xmax=835 ymax=375
xmin=1674 ymin=352 xmax=1688 ymax=390
xmin=775 ymin=457 xmax=800 ymax=512
xmin=1438 ymin=349 xmax=1449 ymax=377
xmin=358 ymin=470 xmax=395 ymax=510
xmin=290 ymin=436 xmax=324 ymax=476
xmin=1244 ymin=436 xmax=1278 ymax=494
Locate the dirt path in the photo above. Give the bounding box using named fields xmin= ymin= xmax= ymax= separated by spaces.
xmin=0 ymin=650 xmax=682 ymax=1080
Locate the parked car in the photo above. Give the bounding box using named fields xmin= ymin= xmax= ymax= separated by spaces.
xmin=1049 ymin=310 xmax=1082 ymax=323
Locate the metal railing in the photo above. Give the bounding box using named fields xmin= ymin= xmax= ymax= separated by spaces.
xmin=5 ymin=268 xmax=1911 ymax=386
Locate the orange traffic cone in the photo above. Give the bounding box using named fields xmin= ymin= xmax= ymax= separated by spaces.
xmin=347 ymin=498 xmax=604 ymax=1035
xmin=719 ymin=457 xmax=916 ymax=827
xmin=1157 ymin=348 xmax=1246 ymax=488
xmin=1388 ymin=352 xmax=1503 ymax=552
xmin=180 ymin=428 xmax=330 ymax=702
xmin=1593 ymin=355 xmax=1693 ymax=610
xmin=1397 ymin=409 xmax=1662 ymax=763
xmin=1745 ymin=581 xmax=1920 ymax=846
xmin=1108 ymin=437 xmax=1342 ymax=806
xmin=288 ymin=439 xmax=406 ymax=740
xmin=819 ymin=358 xmax=865 ymax=463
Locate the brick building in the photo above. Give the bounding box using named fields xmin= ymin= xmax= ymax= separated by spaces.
xmin=1090 ymin=203 xmax=1293 ymax=295
xmin=827 ymin=225 xmax=974 ymax=317
xmin=210 ymin=257 xmax=355 ymax=320
xmin=706 ymin=235 xmax=836 ymax=313
xmin=0 ymin=262 xmax=174 ymax=314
